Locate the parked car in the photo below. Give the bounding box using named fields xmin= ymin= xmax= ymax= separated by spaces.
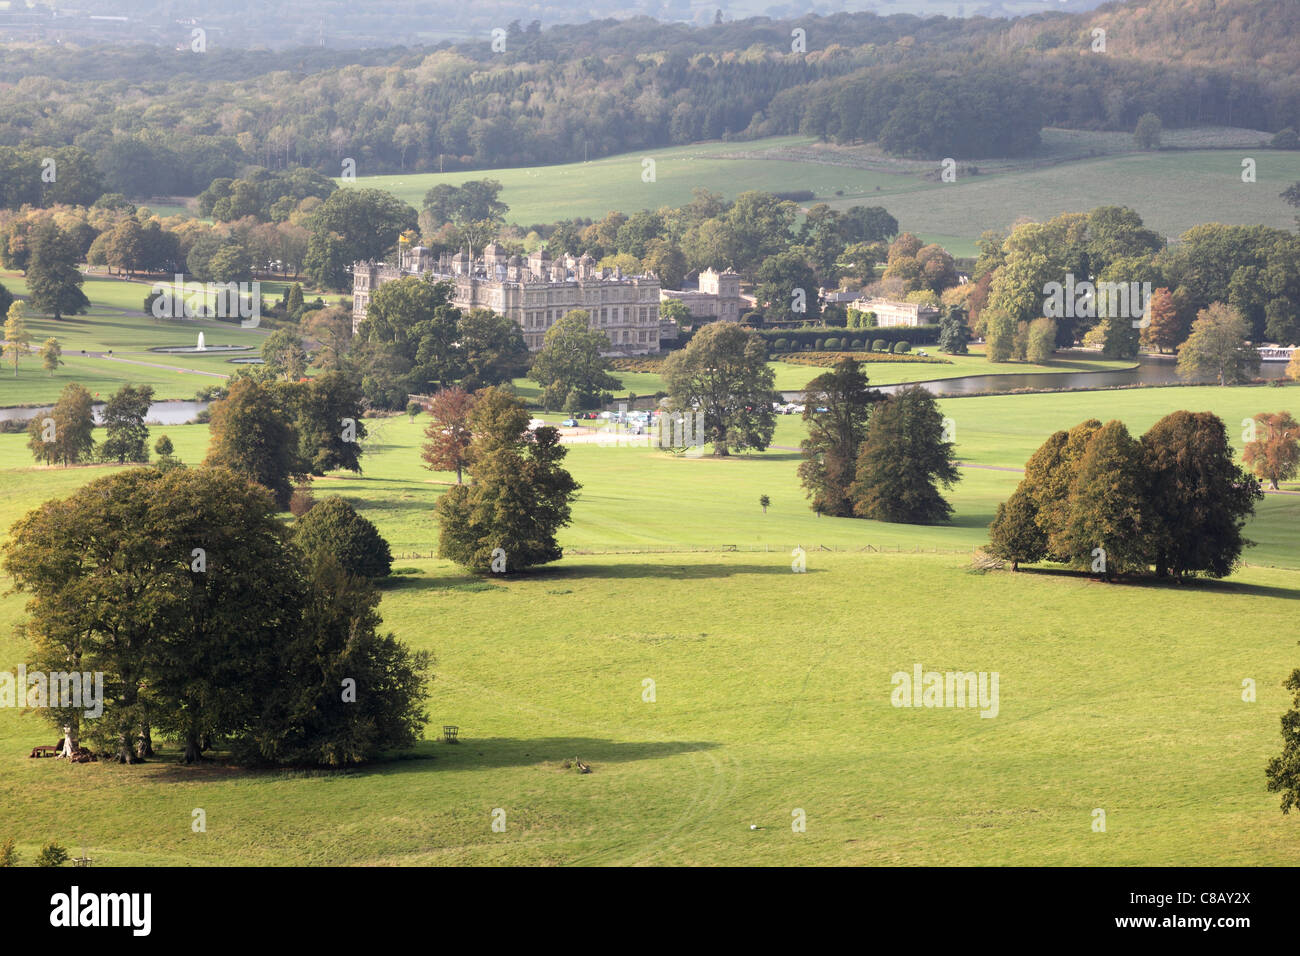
xmin=561 ymin=418 xmax=579 ymax=427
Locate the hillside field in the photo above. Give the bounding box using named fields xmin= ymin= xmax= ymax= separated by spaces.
xmin=347 ymin=132 xmax=1300 ymax=258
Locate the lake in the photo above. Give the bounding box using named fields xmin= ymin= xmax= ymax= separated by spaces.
xmin=782 ymin=353 xmax=1290 ymax=401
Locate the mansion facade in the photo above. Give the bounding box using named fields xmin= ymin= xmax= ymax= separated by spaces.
xmin=351 ymin=245 xmax=662 ymax=354
xmin=658 ymin=267 xmax=745 ymax=325
xmin=848 ymin=296 xmax=941 ymax=328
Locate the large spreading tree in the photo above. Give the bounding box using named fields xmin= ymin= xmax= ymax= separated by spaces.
xmin=987 ymin=412 xmax=1260 ymax=578
xmin=661 ymin=320 xmax=776 ymax=456
xmin=3 ymin=466 xmax=429 ymax=766
xmin=354 ymin=274 xmax=463 ymax=404
xmin=528 ymin=310 xmax=620 ymax=409
xmin=1140 ymin=410 xmax=1261 ymax=578
xmin=25 ymin=221 xmax=90 ymax=321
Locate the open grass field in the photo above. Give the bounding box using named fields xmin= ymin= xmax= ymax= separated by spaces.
xmin=347 ymin=131 xmax=1300 ymax=258
xmin=0 ymin=380 xmax=1297 ymax=865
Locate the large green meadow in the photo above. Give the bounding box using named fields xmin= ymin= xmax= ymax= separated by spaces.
xmin=0 ymin=380 xmax=1297 ymax=865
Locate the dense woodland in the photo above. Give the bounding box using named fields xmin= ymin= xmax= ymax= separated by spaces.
xmin=0 ymin=1 xmax=1296 ymax=197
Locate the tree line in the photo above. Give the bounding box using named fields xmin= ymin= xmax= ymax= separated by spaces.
xmin=1 ymin=4 xmax=1294 ymax=199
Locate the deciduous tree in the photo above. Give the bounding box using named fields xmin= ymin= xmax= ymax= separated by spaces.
xmin=662 ymin=320 xmax=776 ymax=456
xmin=100 ymin=384 xmax=154 ymax=464
xmin=1176 ymin=302 xmax=1260 ymax=385
xmin=529 ymin=311 xmax=620 ymax=408
xmin=205 ymin=376 xmax=304 ymax=509
xmin=1243 ymin=411 xmax=1300 ymax=491
xmin=421 ymin=386 xmax=476 ymax=484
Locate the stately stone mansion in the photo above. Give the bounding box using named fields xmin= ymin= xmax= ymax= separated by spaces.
xmin=352 ymin=245 xmax=664 ymax=354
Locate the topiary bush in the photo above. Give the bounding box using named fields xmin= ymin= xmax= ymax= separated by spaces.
xmin=773 ymin=338 xmax=788 ymax=352
xmin=850 ymin=338 xmax=864 ymax=350
xmin=872 ymin=339 xmax=888 ymax=352
xmin=823 ymin=337 xmax=841 ymax=350
xmin=893 ymin=341 xmax=911 ymax=354
xmin=294 ymin=496 xmax=393 ymax=579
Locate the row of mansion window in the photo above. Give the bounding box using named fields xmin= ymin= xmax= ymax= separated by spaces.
xmin=523 ymin=305 xmax=658 ymax=329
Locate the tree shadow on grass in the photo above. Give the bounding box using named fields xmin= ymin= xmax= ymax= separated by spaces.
xmin=379 ymin=560 xmax=821 ymax=591
xmin=139 ymin=737 xmax=719 ymax=783
xmin=532 ymin=561 xmax=824 ymax=581
xmin=376 ymin=736 xmax=721 ymax=774
xmin=1015 ymin=566 xmax=1300 ymax=601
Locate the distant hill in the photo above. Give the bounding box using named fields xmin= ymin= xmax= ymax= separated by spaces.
xmin=998 ymin=0 xmax=1300 ymax=73
xmin=8 ymin=1 xmax=1117 ymax=50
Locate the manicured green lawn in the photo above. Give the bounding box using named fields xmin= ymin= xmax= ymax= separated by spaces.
xmin=0 ymin=272 xmax=294 ymax=404
xmin=0 ymin=374 xmax=1296 ymax=865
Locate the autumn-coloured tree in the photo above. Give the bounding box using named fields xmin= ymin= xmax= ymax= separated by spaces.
xmin=1244 ymin=411 xmax=1300 ymax=490
xmin=40 ymin=337 xmax=61 ymax=376
xmin=3 ymin=302 xmax=29 ymax=375
xmin=421 ymin=386 xmax=476 ymax=484
xmin=1140 ymin=286 xmax=1184 ymax=354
